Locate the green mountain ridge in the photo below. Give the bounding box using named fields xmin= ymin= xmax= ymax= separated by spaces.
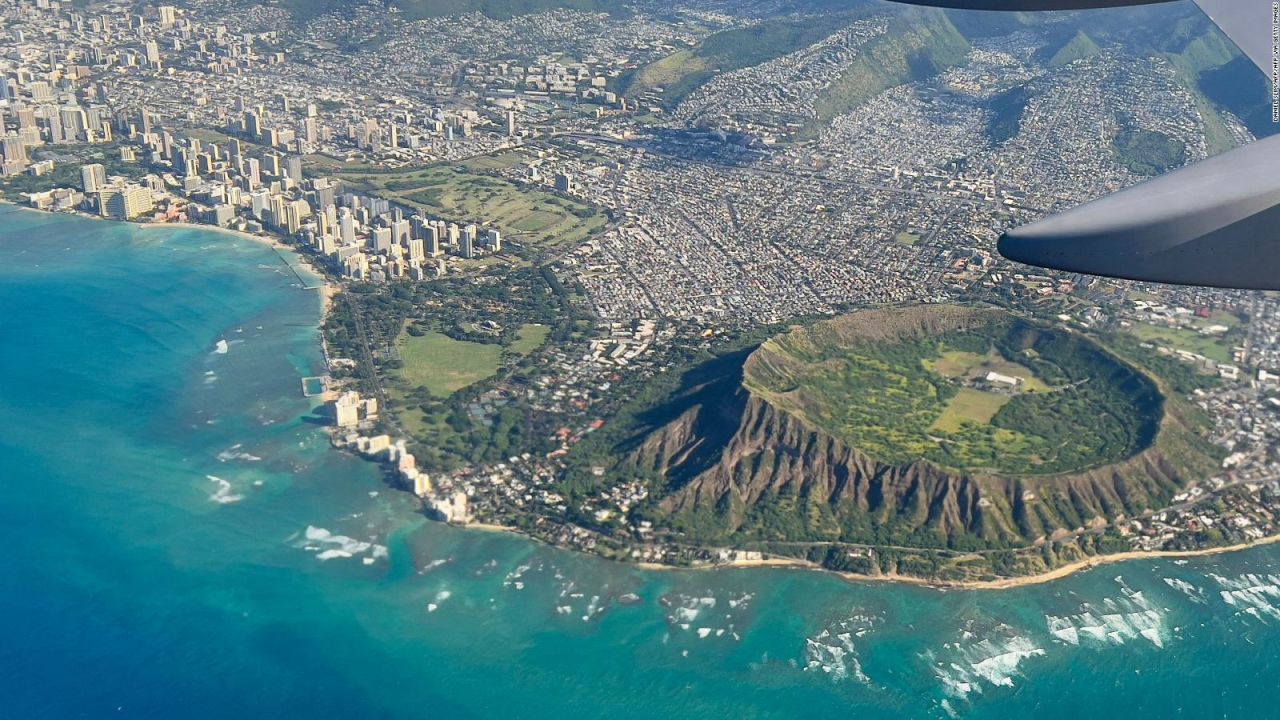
xmin=807 ymin=8 xmax=970 ymax=135
xmin=1043 ymin=30 xmax=1100 ymax=68
xmin=618 ymin=9 xmax=873 ymax=107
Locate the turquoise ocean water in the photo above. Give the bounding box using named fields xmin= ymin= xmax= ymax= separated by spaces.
xmin=3 ymin=203 xmax=1280 ymax=719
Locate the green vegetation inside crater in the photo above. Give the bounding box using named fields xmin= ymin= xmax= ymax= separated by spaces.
xmin=985 ymin=85 xmax=1032 ymax=145
xmin=750 ymin=316 xmax=1162 ymax=475
xmin=1112 ymin=128 xmax=1186 ymax=176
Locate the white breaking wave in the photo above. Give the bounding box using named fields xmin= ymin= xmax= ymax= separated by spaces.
xmin=418 ymin=558 xmax=450 ymax=574
xmin=298 ymin=525 xmax=387 ymax=563
xmin=213 ymin=339 xmax=228 ymax=354
xmin=503 ymin=563 xmax=533 ymax=588
xmin=427 ymin=590 xmax=452 ymax=613
xmin=930 ymin=632 xmax=1046 ymax=701
xmin=803 ymin=611 xmax=878 ymax=684
xmin=206 ymin=475 xmax=243 ymax=504
xmin=969 ymin=637 xmax=1046 ymax=687
xmin=1163 ymin=577 xmax=1208 ymax=604
xmin=581 ymin=594 xmax=605 ymax=623
xmin=660 ymin=591 xmax=748 ymax=645
xmin=665 ymin=594 xmax=717 ymax=626
xmin=1044 ymin=583 xmax=1168 ymax=649
xmin=216 ymin=443 xmax=262 ymax=463
xmin=1210 ymin=573 xmax=1280 ymax=621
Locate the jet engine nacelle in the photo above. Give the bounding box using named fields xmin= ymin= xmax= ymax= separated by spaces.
xmin=889 ymin=0 xmax=1177 ymax=9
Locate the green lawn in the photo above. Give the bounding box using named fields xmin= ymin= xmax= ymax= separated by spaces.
xmin=930 ymin=388 xmax=1010 ymax=433
xmin=927 ymin=349 xmax=1050 ymax=392
xmin=929 ymin=350 xmax=986 ymax=377
xmin=1191 ymin=311 xmax=1242 ymax=330
xmin=1128 ymin=323 xmax=1233 ymax=363
xmin=393 ymin=323 xmax=550 ymax=400
xmin=396 ymin=331 xmax=503 ymax=396
xmin=510 ymin=323 xmax=550 ymax=355
xmin=461 ymin=151 xmax=531 ymax=171
xmin=510 ymin=210 xmax=564 ymax=233
xmin=331 ymin=164 xmax=606 ymax=247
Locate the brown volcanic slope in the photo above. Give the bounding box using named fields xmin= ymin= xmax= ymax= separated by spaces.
xmin=623 ymin=305 xmax=1221 ymax=553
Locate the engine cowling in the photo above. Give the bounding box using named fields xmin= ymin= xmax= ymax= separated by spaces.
xmin=887 ymin=0 xmax=1177 ymax=9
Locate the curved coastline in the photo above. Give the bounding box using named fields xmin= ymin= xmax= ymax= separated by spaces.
xmin=445 ymin=515 xmax=1280 ymax=591
xmin=648 ymin=533 xmax=1280 ymax=589
xmin=134 ymin=221 xmax=338 ymax=313
xmin=6 ymin=199 xmax=1265 ymax=592
xmin=0 ymin=201 xmax=338 ymax=315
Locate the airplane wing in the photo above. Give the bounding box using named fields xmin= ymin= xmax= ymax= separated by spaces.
xmin=889 ymin=0 xmax=1271 ymax=72
xmin=887 ymin=0 xmax=1280 ymax=289
xmin=999 ymin=134 xmax=1280 ymax=290
xmin=1191 ymin=0 xmax=1273 ymax=73
xmin=887 ymin=1 xmax=1176 ymax=9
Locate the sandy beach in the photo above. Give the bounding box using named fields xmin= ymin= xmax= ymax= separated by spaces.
xmin=463 ymin=521 xmax=521 ymax=534
xmin=319 ymin=280 xmax=339 ymax=315
xmin=135 ymin=220 xmax=282 ymax=248
xmin=939 ymin=533 xmax=1280 ymax=590
xmin=743 ymin=533 xmax=1280 ymax=591
xmin=9 ymin=201 xmax=1275 ymax=593
xmin=590 ymin=532 xmax=1280 ymax=591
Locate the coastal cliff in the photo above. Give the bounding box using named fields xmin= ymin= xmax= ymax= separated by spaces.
xmin=637 ymin=383 xmax=1203 ymax=547
xmin=597 ymin=306 xmax=1223 ymax=579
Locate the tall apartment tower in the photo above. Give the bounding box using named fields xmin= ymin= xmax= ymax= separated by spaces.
xmin=80 ymin=163 xmax=106 ymax=194
xmin=339 ymin=208 xmax=356 ymax=244
xmin=105 ymin=186 xmax=154 ymax=220
xmin=459 ymin=224 xmax=477 ymax=259
xmin=423 ymin=224 xmax=441 ymax=256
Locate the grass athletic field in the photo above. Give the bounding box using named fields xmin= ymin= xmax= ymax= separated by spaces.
xmin=396 ymin=331 xmax=504 ymax=397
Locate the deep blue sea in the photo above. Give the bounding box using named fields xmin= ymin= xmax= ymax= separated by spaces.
xmin=4 ymin=203 xmax=1280 ymax=719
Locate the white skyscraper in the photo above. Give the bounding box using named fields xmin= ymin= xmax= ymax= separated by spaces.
xmin=80 ymin=163 xmax=106 ymax=194
xmin=339 ymin=209 xmax=356 ymax=244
